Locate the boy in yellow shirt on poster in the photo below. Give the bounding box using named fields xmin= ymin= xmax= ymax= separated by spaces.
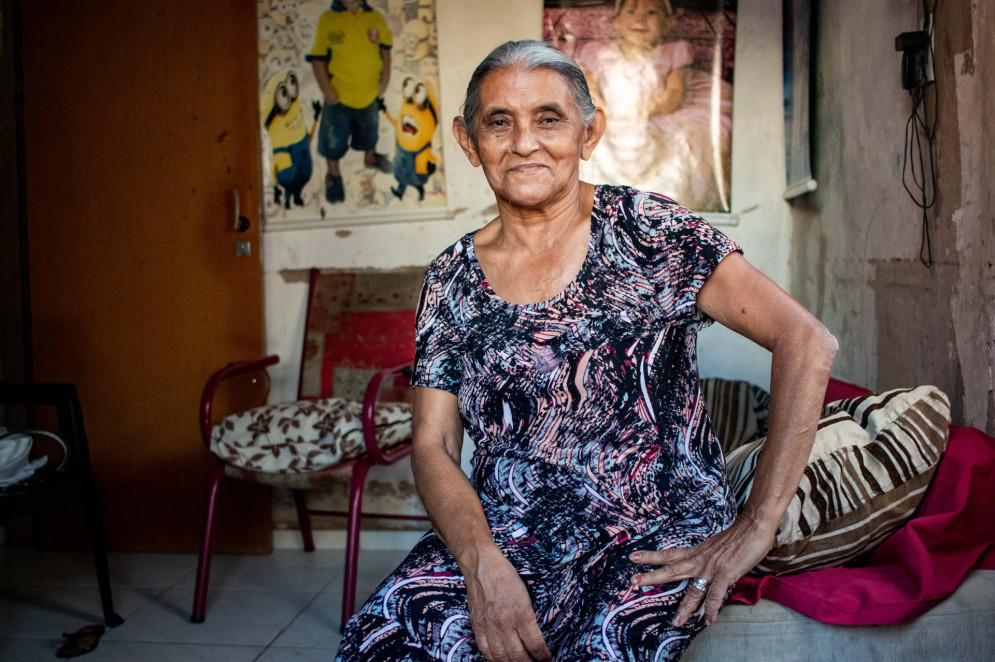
xmin=308 ymin=0 xmax=392 ymax=203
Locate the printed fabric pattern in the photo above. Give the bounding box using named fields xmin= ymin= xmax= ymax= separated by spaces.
xmin=336 ymin=185 xmax=741 ymax=661
xmin=211 ymin=398 xmax=412 ymax=474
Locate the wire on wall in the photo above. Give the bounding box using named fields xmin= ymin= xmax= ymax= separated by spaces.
xmin=897 ymin=0 xmax=939 ymax=268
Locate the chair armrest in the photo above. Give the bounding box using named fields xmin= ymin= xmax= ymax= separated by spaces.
xmin=361 ymin=363 xmax=414 ymax=465
xmin=199 ymin=355 xmax=280 ymax=450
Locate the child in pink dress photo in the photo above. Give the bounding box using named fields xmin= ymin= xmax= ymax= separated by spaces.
xmin=554 ymin=0 xmax=734 ymax=212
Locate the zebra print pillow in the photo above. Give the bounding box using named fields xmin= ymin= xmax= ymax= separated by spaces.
xmin=701 ymin=377 xmax=770 ymax=455
xmin=725 ymin=385 xmax=950 ymax=576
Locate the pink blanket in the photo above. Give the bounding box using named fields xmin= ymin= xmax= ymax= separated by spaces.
xmin=728 ymin=379 xmax=995 ymax=625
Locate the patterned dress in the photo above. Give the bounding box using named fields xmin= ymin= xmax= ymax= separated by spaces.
xmin=336 ymin=185 xmax=741 ymax=661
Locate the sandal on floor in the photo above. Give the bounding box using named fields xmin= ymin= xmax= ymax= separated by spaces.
xmin=56 ymin=624 xmax=105 ymax=658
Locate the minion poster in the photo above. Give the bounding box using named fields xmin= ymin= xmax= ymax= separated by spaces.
xmin=259 ymin=0 xmax=446 ymax=228
xmin=544 ymin=0 xmax=736 ymax=213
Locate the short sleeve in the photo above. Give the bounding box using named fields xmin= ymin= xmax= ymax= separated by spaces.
xmin=375 ymin=12 xmax=392 ymax=48
xmin=307 ymin=13 xmax=331 ymax=61
xmin=412 ymin=264 xmax=463 ymax=394
xmin=630 ymin=191 xmax=741 ymax=327
xmin=669 ymin=40 xmax=695 ymax=70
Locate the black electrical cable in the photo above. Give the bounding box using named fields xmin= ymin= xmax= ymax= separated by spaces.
xmin=901 ymin=0 xmax=939 ymax=267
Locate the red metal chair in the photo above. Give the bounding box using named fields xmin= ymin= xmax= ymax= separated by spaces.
xmin=190 ymin=268 xmax=429 ymax=631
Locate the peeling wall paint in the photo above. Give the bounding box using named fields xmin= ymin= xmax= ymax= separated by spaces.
xmin=790 ymin=0 xmax=994 ymax=433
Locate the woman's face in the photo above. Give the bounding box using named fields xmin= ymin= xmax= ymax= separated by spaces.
xmin=455 ymin=67 xmax=602 ymax=210
xmin=613 ymin=0 xmax=672 ymax=48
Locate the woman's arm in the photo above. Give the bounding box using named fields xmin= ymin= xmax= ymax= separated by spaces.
xmin=412 ymin=387 xmax=551 ymax=661
xmin=630 ymin=252 xmax=837 ymax=626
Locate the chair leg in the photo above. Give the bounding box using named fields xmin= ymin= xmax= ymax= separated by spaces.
xmin=341 ymin=459 xmax=373 ymax=633
xmin=292 ymin=489 xmax=315 ymax=552
xmin=82 ymin=480 xmax=124 ymax=628
xmin=191 ymin=462 xmax=225 ymax=623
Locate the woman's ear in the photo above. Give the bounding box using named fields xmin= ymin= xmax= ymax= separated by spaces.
xmin=452 ymin=117 xmax=481 ymax=167
xmin=581 ymin=108 xmax=607 ymax=161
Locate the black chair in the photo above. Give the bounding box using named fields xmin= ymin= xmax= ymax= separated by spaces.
xmin=0 ymin=383 xmax=123 ymax=627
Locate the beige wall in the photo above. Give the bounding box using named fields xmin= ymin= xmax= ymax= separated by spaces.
xmin=790 ymin=0 xmax=994 ymax=433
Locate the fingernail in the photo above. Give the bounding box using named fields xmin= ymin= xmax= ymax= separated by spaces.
xmin=630 ymin=552 xmax=642 ymax=561
xmin=705 ymin=615 xmax=713 ymax=627
xmin=672 ymin=614 xmax=683 ymax=627
xmin=630 ymin=575 xmax=641 ymax=586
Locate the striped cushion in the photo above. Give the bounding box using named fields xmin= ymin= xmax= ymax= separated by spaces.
xmin=701 ymin=378 xmax=771 ymax=455
xmin=725 ymin=385 xmax=950 ymax=575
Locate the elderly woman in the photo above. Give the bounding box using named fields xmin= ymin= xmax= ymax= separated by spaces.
xmin=336 ymin=40 xmax=836 ymax=661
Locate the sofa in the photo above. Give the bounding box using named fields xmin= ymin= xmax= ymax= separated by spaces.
xmin=685 ymin=569 xmax=994 ymax=660
xmin=683 ymin=378 xmax=995 ymax=661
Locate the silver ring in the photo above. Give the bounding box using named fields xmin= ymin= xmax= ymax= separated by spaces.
xmin=691 ymin=577 xmax=710 ymax=592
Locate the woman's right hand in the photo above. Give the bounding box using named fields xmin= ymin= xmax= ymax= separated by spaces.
xmin=411 ymin=388 xmax=548 ymax=659
xmin=465 ymin=546 xmax=551 ymax=661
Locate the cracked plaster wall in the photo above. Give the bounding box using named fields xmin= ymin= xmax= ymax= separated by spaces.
xmin=790 ymin=0 xmax=994 ymax=433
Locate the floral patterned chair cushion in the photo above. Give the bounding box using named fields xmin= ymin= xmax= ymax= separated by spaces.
xmin=210 ymin=398 xmax=413 ymax=474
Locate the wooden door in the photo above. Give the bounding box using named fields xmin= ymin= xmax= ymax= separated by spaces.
xmin=19 ymin=0 xmax=271 ymax=552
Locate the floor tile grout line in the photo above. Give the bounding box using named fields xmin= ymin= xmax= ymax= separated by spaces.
xmin=257 ymin=568 xmax=343 ymax=657
xmin=1 ymin=549 xmax=409 ymax=658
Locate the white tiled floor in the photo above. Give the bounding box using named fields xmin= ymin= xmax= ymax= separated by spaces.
xmin=0 ymin=546 xmax=411 ymax=661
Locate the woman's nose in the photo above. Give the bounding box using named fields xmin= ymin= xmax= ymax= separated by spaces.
xmin=512 ymin=123 xmax=539 ymax=155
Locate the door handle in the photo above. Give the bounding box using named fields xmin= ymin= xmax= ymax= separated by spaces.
xmin=232 ymin=189 xmax=250 ymax=233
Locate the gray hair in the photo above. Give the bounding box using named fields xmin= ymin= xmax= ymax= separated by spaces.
xmin=461 ymin=40 xmax=597 ymax=140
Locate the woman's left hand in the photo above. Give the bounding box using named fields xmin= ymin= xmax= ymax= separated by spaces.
xmin=628 ymin=513 xmax=776 ymax=627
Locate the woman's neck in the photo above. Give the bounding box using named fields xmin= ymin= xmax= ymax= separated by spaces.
xmin=487 ymin=181 xmax=594 ymax=253
xmin=473 ymin=182 xmax=596 ymax=305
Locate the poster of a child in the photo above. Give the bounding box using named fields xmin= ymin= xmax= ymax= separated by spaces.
xmin=544 ymin=0 xmax=736 ymax=213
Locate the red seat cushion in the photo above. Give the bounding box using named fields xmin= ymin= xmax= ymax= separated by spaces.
xmin=823 ymin=377 xmax=872 ymax=404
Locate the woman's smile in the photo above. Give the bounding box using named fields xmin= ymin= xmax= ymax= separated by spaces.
xmin=508 ymin=163 xmax=546 ymax=173
xmin=460 ymin=67 xmax=598 ymax=210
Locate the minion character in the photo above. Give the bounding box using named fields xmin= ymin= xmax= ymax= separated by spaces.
xmin=263 ymin=71 xmax=320 ymax=208
xmin=382 ymin=77 xmax=438 ymax=201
